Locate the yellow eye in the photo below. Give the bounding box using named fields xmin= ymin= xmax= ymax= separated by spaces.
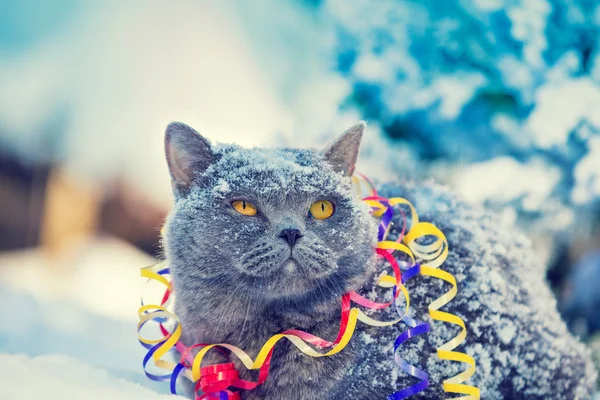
xmin=310 ymin=200 xmax=334 ymax=220
xmin=232 ymin=200 xmax=257 ymax=216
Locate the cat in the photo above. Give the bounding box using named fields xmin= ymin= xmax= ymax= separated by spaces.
xmin=162 ymin=122 xmax=597 ymax=399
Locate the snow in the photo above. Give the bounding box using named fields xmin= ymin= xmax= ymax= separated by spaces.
xmin=352 ymin=53 xmax=396 ymax=82
xmin=454 ymin=156 xmax=561 ymax=211
xmin=412 ymin=74 xmax=488 ymax=119
xmin=432 ymin=75 xmax=488 ymax=119
xmin=526 ymin=78 xmax=600 ymax=149
xmin=0 ymin=240 xmax=176 ymax=398
xmin=498 ymin=55 xmax=535 ymax=93
xmin=0 ymin=285 xmax=168 ymax=395
xmin=0 ymin=237 xmax=174 ymax=396
xmin=214 ymin=179 xmax=231 ymax=194
xmin=0 ymin=237 xmax=152 ymax=322
xmin=497 ymin=321 xmax=517 ymax=345
xmin=572 ymin=136 xmax=600 ymax=204
xmin=0 ymin=354 xmax=180 ymax=400
xmin=310 ymin=0 xmax=600 ymax=240
xmin=506 ymin=0 xmax=549 ymax=69
xmin=473 ymin=0 xmax=504 ymax=12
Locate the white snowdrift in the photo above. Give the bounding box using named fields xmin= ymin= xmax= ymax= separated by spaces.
xmin=0 ymin=353 xmax=181 ymax=400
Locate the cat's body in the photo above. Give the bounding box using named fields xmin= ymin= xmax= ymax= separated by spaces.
xmin=163 ymin=122 xmax=596 ymax=399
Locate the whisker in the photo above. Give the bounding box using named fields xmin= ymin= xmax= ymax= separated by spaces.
xmin=237 ymin=303 xmax=251 ymax=343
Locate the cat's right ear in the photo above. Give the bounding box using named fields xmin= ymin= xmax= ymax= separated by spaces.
xmin=165 ymin=122 xmax=215 ymax=196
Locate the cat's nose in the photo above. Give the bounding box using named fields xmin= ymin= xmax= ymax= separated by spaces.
xmin=279 ymin=228 xmax=302 ymax=247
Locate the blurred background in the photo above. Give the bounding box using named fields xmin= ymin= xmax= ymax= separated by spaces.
xmin=0 ymin=0 xmax=599 ymax=395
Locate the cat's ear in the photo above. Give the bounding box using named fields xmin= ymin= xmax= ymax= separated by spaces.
xmin=323 ymin=121 xmax=365 ymax=176
xmin=165 ymin=122 xmax=215 ymax=195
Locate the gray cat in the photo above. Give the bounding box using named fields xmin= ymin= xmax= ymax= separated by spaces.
xmin=162 ymin=122 xmax=596 ymax=399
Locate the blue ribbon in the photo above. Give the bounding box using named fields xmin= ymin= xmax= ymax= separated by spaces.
xmin=387 ymin=263 xmax=430 ymax=399
xmin=142 ymin=341 xmax=173 ymax=381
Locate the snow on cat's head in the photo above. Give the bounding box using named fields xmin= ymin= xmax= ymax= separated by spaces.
xmin=163 ymin=122 xmax=378 ymax=309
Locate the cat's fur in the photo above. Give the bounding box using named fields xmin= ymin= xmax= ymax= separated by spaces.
xmin=163 ymin=122 xmax=596 ymax=399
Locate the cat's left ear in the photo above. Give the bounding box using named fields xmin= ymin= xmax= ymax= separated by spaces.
xmin=323 ymin=121 xmax=365 ymax=177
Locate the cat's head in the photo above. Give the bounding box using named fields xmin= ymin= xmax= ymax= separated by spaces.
xmin=163 ymin=122 xmax=378 ymax=309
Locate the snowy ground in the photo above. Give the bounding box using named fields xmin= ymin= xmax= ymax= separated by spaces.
xmin=0 ymin=354 xmax=181 ymax=400
xmin=0 ymin=237 xmax=175 ymax=399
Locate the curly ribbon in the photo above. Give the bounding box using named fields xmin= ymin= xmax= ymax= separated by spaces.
xmin=420 ymin=265 xmax=480 ymax=399
xmin=372 ymin=196 xmax=430 ymax=399
xmin=397 ymin=200 xmax=480 ymax=399
xmin=355 ymin=177 xmax=478 ymax=399
xmin=139 ymin=174 xmax=479 ymax=399
xmin=383 ymin=259 xmax=430 ymax=400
